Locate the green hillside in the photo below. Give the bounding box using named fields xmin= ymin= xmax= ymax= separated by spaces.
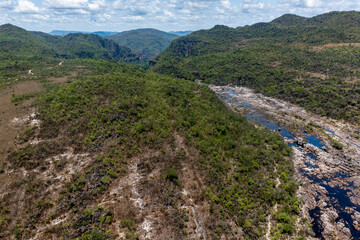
xmin=0 ymin=24 xmax=142 ymax=86
xmin=0 ymin=24 xmax=58 ymax=59
xmin=0 ymin=59 xmax=299 ymax=239
xmin=61 ymin=33 xmax=139 ymax=62
xmin=0 ymin=24 xmax=140 ymax=62
xmin=108 ymin=28 xmax=178 ymax=60
xmin=152 ymin=11 xmax=360 ymax=123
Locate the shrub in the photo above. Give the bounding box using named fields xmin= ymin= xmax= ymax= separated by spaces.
xmin=331 ymin=138 xmax=343 ymax=150
xmin=120 ymin=219 xmax=135 ymax=230
xmin=282 ymin=223 xmax=294 ymax=234
xmin=80 ymin=230 xmax=106 ymax=240
xmin=164 ymin=167 xmax=180 ymax=185
xmin=277 ymin=212 xmax=291 ymax=223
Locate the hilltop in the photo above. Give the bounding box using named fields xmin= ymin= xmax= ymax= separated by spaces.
xmin=0 ymin=59 xmax=298 ymax=239
xmin=152 ymin=11 xmax=360 ymax=123
xmin=0 ymin=24 xmax=140 ymax=63
xmin=107 ymin=28 xmax=179 ymax=60
xmin=49 ymin=30 xmax=119 ymax=37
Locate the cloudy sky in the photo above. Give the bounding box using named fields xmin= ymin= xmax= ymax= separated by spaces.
xmin=0 ymin=0 xmax=360 ymax=32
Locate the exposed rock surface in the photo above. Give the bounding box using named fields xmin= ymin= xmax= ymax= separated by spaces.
xmin=209 ymin=84 xmax=360 ymax=240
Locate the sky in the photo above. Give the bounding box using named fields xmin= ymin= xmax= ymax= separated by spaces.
xmin=1 ymin=0 xmax=360 ymax=33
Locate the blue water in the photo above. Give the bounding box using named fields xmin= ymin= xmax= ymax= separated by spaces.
xmin=302 ymin=131 xmax=327 ymax=149
xmin=252 ymin=115 xmax=280 ymax=131
xmin=224 ymin=95 xmax=232 ymax=100
xmin=225 ymin=89 xmax=238 ymax=96
xmin=305 ymin=152 xmax=317 ymax=161
xmin=279 ymin=128 xmax=296 ymax=139
xmin=239 ymin=101 xmax=253 ymax=109
xmin=353 ymin=143 xmax=360 ymax=149
xmin=222 ymin=90 xmax=253 ymax=109
xmin=325 ymin=128 xmax=342 ymax=139
xmin=325 ymin=128 xmax=336 ymax=135
xmin=334 ymin=172 xmax=348 ymax=179
xmin=320 ymin=182 xmax=360 ymax=239
xmin=301 ymin=168 xmax=359 ymax=239
xmin=212 ymin=87 xmax=360 ymax=239
xmin=349 ymin=182 xmax=356 ymax=189
xmin=309 ymin=207 xmax=325 ymax=240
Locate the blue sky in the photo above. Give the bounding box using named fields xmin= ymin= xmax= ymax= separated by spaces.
xmin=1 ymin=0 xmax=360 ymax=32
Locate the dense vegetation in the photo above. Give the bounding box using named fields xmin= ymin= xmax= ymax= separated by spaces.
xmin=0 ymin=60 xmax=300 ymax=239
xmin=0 ymin=24 xmax=140 ymax=64
xmin=152 ymin=11 xmax=360 ymax=124
xmin=0 ymin=24 xmax=143 ymax=88
xmin=108 ymin=29 xmax=178 ymax=60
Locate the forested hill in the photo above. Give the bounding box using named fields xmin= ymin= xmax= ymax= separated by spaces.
xmin=0 ymin=58 xmax=300 ymax=239
xmin=152 ymin=11 xmax=360 ymax=124
xmin=239 ymin=11 xmax=360 ymax=44
xmin=0 ymin=24 xmax=139 ymax=63
xmin=107 ymin=28 xmax=179 ymax=60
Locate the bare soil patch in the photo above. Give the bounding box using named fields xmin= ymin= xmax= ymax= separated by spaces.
xmin=313 ymin=43 xmax=360 ymax=51
xmin=48 ymin=72 xmax=76 ymax=85
xmin=0 ymin=81 xmax=42 ymax=155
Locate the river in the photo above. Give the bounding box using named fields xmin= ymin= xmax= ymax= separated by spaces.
xmin=206 ymin=83 xmax=360 ymax=240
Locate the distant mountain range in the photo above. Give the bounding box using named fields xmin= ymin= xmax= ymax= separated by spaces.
xmin=107 ymin=29 xmax=179 ymax=60
xmin=49 ymin=30 xmax=120 ymax=37
xmin=168 ymin=31 xmax=193 ymax=36
xmin=1 ymin=24 xmax=193 ymax=65
xmin=49 ymin=29 xmax=192 ymax=60
xmin=1 ymin=24 xmax=140 ymax=63
xmin=49 ymin=30 xmax=192 ymax=37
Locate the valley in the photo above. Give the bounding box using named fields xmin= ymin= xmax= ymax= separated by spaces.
xmin=208 ymin=83 xmax=360 ymax=239
xmin=1 ymin=10 xmax=360 ymax=240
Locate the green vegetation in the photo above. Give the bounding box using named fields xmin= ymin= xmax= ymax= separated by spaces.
xmin=330 ymin=138 xmax=343 ymax=150
xmin=38 ymin=61 xmax=298 ymax=238
xmin=152 ymin=11 xmax=360 ymax=124
xmin=0 ymin=13 xmax=329 ymax=238
xmin=108 ymin=28 xmax=178 ymax=60
xmin=0 ymin=24 xmax=148 ymax=89
xmin=11 ymin=93 xmax=39 ymax=105
xmin=0 ymin=24 xmax=139 ymax=62
xmin=0 ymin=24 xmax=141 ymax=81
xmin=1 ymin=59 xmax=299 ymax=239
xmin=165 ymin=167 xmax=180 ymax=185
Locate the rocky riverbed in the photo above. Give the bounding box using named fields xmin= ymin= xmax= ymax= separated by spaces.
xmin=208 ymin=84 xmax=360 ymax=240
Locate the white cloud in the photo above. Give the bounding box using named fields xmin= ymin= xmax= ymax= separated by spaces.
xmin=303 ymin=0 xmax=322 ymax=8
xmin=91 ymin=12 xmax=111 ymax=22
xmin=13 ymin=0 xmax=40 ymax=13
xmin=113 ymin=0 xmax=161 ymax=16
xmin=121 ymin=15 xmax=144 ymax=21
xmin=31 ymin=14 xmax=49 ymax=20
xmin=278 ymin=0 xmax=360 ymax=9
xmin=281 ymin=0 xmax=323 ymax=8
xmin=0 ymin=0 xmax=13 ymax=8
xmin=221 ymin=0 xmax=231 ymax=9
xmin=3 ymin=0 xmax=360 ymax=33
xmin=216 ymin=0 xmax=237 ymax=14
xmin=242 ymin=0 xmax=265 ymax=10
xmin=43 ymin=0 xmax=88 ymax=9
xmin=164 ymin=9 xmax=174 ymax=17
xmin=88 ymin=0 xmax=106 ymax=11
